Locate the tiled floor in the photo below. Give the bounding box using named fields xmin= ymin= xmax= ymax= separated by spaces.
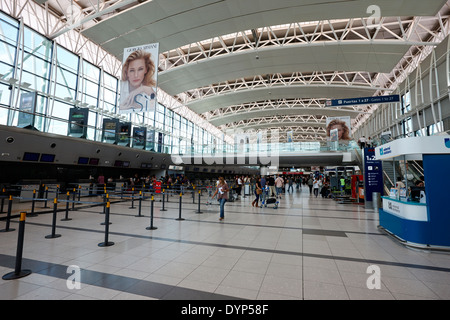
xmin=1 ymin=185 xmax=450 ymax=300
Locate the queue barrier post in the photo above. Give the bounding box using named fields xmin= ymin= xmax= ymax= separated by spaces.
xmin=160 ymin=189 xmax=167 ymax=212
xmin=136 ymin=191 xmax=143 ymax=217
xmin=61 ymin=191 xmax=72 ymax=221
xmin=45 ymin=198 xmax=61 ymax=239
xmin=101 ymin=197 xmax=112 ymax=225
xmin=0 ymin=188 xmax=5 ymax=213
xmin=43 ymin=187 xmax=49 ymax=208
xmin=0 ymin=196 xmax=15 ymax=232
xmin=72 ymin=188 xmax=76 ymax=210
xmin=28 ymin=190 xmax=38 ymax=217
xmin=98 ymin=201 xmax=114 ymax=247
xmin=176 ymin=193 xmax=185 ymax=221
xmin=101 ymin=193 xmax=109 ymax=214
xmin=146 ymin=195 xmax=157 ymax=230
xmin=196 ymin=190 xmax=203 ymax=214
xmin=2 ymin=212 xmax=32 ymax=280
xmin=129 ymin=188 xmax=135 ymax=209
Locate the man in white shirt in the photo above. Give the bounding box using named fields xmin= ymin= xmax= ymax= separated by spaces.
xmin=359 ymin=136 xmax=367 ymax=149
xmin=275 ymin=175 xmax=284 ymax=199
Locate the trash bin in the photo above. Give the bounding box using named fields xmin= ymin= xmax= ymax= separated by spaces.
xmin=372 ymin=192 xmax=381 ymax=212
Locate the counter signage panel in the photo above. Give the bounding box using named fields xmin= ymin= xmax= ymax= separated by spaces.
xmin=363 ymin=148 xmax=383 ymax=202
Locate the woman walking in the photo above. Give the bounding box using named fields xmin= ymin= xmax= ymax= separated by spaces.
xmin=252 ymin=178 xmax=262 ymax=207
xmin=212 ymin=177 xmax=229 ymax=221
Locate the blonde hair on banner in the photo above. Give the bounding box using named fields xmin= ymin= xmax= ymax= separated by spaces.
xmin=121 ymin=49 xmax=156 ymax=87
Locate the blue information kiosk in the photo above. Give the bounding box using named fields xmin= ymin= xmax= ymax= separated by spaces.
xmin=375 ymin=136 xmax=450 ymax=250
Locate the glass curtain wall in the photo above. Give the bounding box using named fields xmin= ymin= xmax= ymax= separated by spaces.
xmin=0 ymin=11 xmax=227 ymax=156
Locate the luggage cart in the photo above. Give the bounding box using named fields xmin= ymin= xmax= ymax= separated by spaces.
xmin=228 ymin=188 xmax=238 ymax=202
xmin=261 ymin=196 xmax=279 ymax=209
xmin=205 ymin=186 xmax=217 ymax=205
xmin=260 ymin=186 xmax=279 ymax=209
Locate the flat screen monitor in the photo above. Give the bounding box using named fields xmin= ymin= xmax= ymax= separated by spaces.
xmin=40 ymin=154 xmax=55 ymax=162
xmin=89 ymin=158 xmax=99 ymax=165
xmin=114 ymin=160 xmax=123 ymax=167
xmin=23 ymin=152 xmax=40 ymax=161
xmin=410 ymin=186 xmax=425 ymax=202
xmin=78 ymin=157 xmax=89 ymax=165
xmin=122 ymin=161 xmax=130 ymax=168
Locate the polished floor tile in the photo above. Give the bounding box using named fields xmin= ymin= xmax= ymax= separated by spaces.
xmin=1 ymin=185 xmax=450 ymax=300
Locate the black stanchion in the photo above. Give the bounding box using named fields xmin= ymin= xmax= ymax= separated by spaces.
xmin=45 ymin=198 xmax=61 ymax=239
xmin=0 ymin=196 xmax=15 ymax=232
xmin=72 ymin=188 xmax=76 ymax=210
xmin=160 ymin=189 xmax=167 ymax=212
xmin=28 ymin=190 xmax=37 ymax=217
xmin=2 ymin=212 xmax=32 ymax=280
xmin=176 ymin=193 xmax=185 ymax=221
xmin=129 ymin=188 xmax=135 ymax=209
xmin=101 ymin=194 xmax=109 ymax=214
xmin=43 ymin=186 xmax=49 ymax=208
xmin=146 ymin=195 xmax=157 ymax=230
xmin=100 ymin=198 xmax=112 ymax=226
xmin=196 ymin=190 xmax=203 ymax=214
xmin=136 ymin=191 xmax=143 ymax=217
xmin=1 ymin=188 xmax=6 ymax=213
xmin=98 ymin=201 xmax=114 ymax=247
xmin=61 ymin=191 xmax=72 ymax=221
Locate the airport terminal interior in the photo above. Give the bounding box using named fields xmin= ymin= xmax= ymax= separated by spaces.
xmin=1 ymin=0 xmax=450 ymax=302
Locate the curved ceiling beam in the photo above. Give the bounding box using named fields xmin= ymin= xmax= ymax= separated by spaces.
xmin=158 ymin=41 xmax=409 ymax=95
xmin=229 ymin=121 xmax=327 ymax=131
xmin=210 ymin=107 xmax=360 ymax=127
xmin=185 ymin=84 xmax=381 ymax=114
xmin=226 ymin=122 xmax=327 ymax=136
xmin=81 ymin=0 xmax=445 ymax=58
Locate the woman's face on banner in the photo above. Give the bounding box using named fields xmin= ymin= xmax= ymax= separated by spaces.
xmin=330 ymin=124 xmax=344 ymax=139
xmin=127 ymin=58 xmax=147 ymax=87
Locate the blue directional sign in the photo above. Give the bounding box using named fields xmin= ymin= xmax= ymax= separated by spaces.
xmin=363 ymin=148 xmax=384 ymax=203
xmin=326 ymin=95 xmax=400 ymax=107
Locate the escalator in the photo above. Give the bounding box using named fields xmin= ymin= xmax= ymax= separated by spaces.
xmin=381 ymin=159 xmax=424 ymax=196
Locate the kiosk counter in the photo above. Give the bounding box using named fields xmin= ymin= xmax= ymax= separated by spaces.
xmin=375 ymin=136 xmax=450 ymax=249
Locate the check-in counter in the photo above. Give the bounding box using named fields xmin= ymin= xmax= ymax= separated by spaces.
xmin=379 ymin=197 xmax=429 ymax=245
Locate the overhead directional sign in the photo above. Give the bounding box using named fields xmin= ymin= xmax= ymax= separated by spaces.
xmin=325 ymin=95 xmax=400 ymax=107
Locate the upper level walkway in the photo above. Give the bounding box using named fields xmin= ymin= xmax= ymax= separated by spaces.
xmin=174 ymin=141 xmax=361 ymax=167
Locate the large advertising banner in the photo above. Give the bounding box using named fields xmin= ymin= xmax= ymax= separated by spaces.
xmin=102 ymin=118 xmax=119 ymax=144
xmin=17 ymin=91 xmax=37 ymax=129
xmin=117 ymin=122 xmax=131 ymax=146
xmin=326 ymin=116 xmax=352 ymax=141
xmin=132 ymin=126 xmax=147 ymax=149
xmin=68 ymin=107 xmax=88 ymax=138
xmin=119 ymin=43 xmax=159 ymax=114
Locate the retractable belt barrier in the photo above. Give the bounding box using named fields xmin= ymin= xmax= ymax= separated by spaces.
xmin=0 ymin=182 xmax=215 ymax=276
